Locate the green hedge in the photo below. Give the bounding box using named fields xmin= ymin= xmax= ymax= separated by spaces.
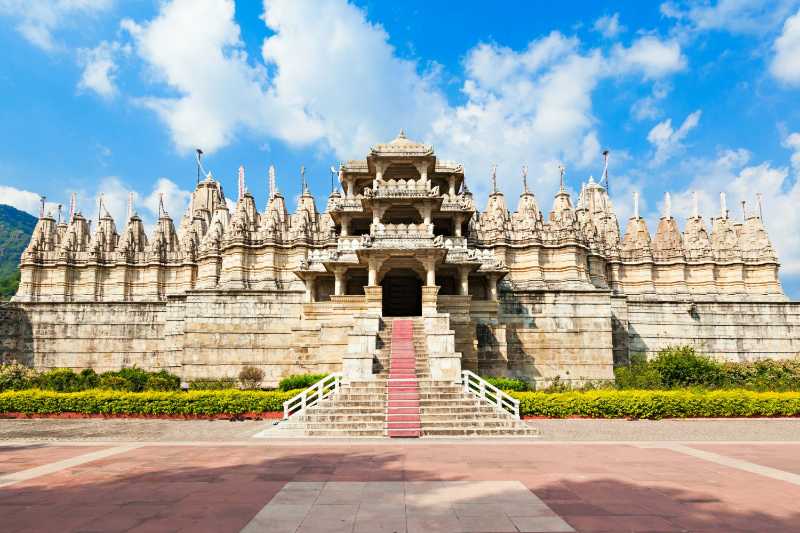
xmin=0 ymin=389 xmax=299 ymax=416
xmin=510 ymin=390 xmax=800 ymax=419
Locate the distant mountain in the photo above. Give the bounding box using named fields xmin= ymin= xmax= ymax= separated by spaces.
xmin=0 ymin=204 xmax=36 ymax=300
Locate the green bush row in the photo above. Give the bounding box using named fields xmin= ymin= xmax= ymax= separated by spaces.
xmin=0 ymin=389 xmax=299 ymax=416
xmin=482 ymin=376 xmax=531 ymax=392
xmin=510 ymin=389 xmax=800 ymax=419
xmin=615 ymin=346 xmax=800 ymax=391
xmin=278 ymin=373 xmax=328 ymax=391
xmin=0 ymin=364 xmax=182 ymax=393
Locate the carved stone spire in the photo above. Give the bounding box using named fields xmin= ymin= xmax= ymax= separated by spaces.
xmin=68 ymin=192 xmax=76 ymax=224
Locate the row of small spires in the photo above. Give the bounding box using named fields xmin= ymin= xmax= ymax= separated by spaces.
xmin=37 ymin=161 xmax=764 ymax=226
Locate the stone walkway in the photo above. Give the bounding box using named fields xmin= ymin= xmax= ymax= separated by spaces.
xmin=2 ymin=430 xmax=800 ymax=531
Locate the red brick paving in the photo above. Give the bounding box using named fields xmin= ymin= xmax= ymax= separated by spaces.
xmin=1 ymin=443 xmax=799 ymax=531
xmin=0 ymin=445 xmax=106 ymax=475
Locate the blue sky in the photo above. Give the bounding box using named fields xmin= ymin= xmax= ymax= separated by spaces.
xmin=1 ymin=0 xmax=800 ymax=295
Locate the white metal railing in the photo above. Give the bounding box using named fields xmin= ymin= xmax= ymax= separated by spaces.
xmin=282 ymin=373 xmax=343 ymax=420
xmin=460 ymin=370 xmax=520 ymax=419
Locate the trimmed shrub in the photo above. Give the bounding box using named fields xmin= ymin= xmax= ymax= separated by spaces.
xmin=614 ymin=354 xmax=663 ymax=389
xmin=98 ymin=375 xmax=129 ymax=391
xmin=0 ymin=389 xmax=296 ymax=416
xmin=511 ymin=389 xmax=800 ymax=419
xmin=38 ymin=368 xmax=86 ymax=392
xmin=483 ymin=376 xmax=530 ymax=392
xmin=239 ymin=366 xmax=265 ymax=390
xmin=0 ymin=362 xmax=38 ymax=391
xmin=189 ymin=378 xmax=237 ymax=390
xmin=650 ymin=346 xmax=722 ymax=388
xmin=278 ymin=373 xmax=328 ymax=392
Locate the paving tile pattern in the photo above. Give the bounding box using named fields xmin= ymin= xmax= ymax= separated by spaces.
xmin=242 ymin=481 xmax=574 ymax=532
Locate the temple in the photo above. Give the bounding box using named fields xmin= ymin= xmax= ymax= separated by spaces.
xmin=2 ymin=131 xmax=797 ymax=386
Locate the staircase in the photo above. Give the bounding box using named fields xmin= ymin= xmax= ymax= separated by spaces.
xmin=386 ymin=319 xmax=422 ymax=437
xmin=263 ymin=317 xmax=537 ymax=438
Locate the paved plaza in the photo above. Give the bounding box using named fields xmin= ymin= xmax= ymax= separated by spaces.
xmin=1 ymin=419 xmax=800 ymax=532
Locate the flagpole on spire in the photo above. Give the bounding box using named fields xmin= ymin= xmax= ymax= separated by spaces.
xmin=329 ymin=165 xmax=337 ymax=194
xmin=158 ymin=192 xmax=166 ymax=218
xmin=720 ymin=192 xmax=727 ymax=218
xmin=57 ymin=204 xmax=63 ymax=224
xmin=521 ymin=165 xmax=528 ymax=194
xmin=300 ymin=165 xmax=307 ymax=194
xmin=756 ymin=193 xmax=764 ymax=221
xmin=97 ymin=193 xmax=104 ymax=223
xmin=491 ymin=164 xmax=497 ymax=194
xmin=633 ymin=191 xmax=639 ymax=219
xmin=558 ymin=165 xmax=566 ymax=192
xmin=39 ymin=195 xmax=46 ymax=219
xmin=601 ymin=150 xmax=610 ymax=195
xmin=196 ymin=149 xmax=204 ymax=185
xmin=664 ymin=192 xmax=671 ymax=219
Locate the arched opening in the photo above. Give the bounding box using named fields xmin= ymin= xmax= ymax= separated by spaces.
xmin=380 ymin=268 xmax=422 ymax=316
xmin=382 ymin=205 xmax=422 ymax=225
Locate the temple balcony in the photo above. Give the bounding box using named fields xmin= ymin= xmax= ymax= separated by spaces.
xmin=371 ymin=222 xmax=434 ymax=238
xmin=440 ymin=195 xmax=476 ymax=212
xmin=371 ymin=178 xmax=436 ymax=199
xmin=327 ymin=196 xmax=365 ymax=213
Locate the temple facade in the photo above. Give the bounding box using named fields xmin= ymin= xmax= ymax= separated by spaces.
xmin=2 ymin=132 xmax=798 ymax=386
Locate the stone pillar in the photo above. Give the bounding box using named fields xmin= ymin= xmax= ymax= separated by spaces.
xmin=304 ymin=275 xmax=316 ymax=303
xmin=334 ymin=267 xmax=346 ymax=296
xmin=448 ymin=175 xmax=456 ymax=198
xmin=458 ymin=267 xmax=470 ymax=296
xmin=421 ymin=285 xmax=439 ymax=316
xmin=422 ymin=205 xmax=431 ymax=226
xmin=341 ymin=215 xmax=350 ymax=237
xmin=375 ymin=161 xmax=386 ymax=189
xmin=487 ymin=273 xmax=499 ymax=301
xmin=426 ymin=264 xmax=436 ymax=286
xmin=454 ymin=214 xmax=463 ymax=237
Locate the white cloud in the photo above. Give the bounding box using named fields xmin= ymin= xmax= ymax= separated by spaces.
xmin=593 ymin=13 xmax=626 ymax=39
xmin=631 ymin=82 xmax=670 ymax=121
xmin=646 ymin=110 xmax=702 ymax=164
xmin=783 ymin=131 xmax=800 ymax=172
xmin=770 ymin=8 xmax=800 ymax=85
xmin=0 ymin=185 xmax=59 ymax=217
xmin=0 ymin=0 xmax=113 ymax=51
xmin=143 ymin=178 xmax=191 ymax=221
xmin=117 ymin=0 xmax=688 ymax=205
xmin=122 ymin=0 xmax=319 ymax=153
xmin=661 ymin=0 xmax=800 ymax=35
xmin=611 ymin=36 xmax=687 ymax=79
xmin=77 ymin=40 xmax=127 ymax=98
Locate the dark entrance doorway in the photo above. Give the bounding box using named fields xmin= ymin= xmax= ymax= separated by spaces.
xmin=381 ymin=269 xmax=422 ymax=316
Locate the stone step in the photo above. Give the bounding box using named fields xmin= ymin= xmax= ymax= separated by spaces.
xmin=422 ymin=428 xmax=537 ymax=437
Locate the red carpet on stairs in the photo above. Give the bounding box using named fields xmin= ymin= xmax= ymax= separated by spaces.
xmin=386 ymin=320 xmax=421 ymax=438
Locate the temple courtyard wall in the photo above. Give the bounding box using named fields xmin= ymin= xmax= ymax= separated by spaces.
xmin=3 ymin=290 xmax=800 ymax=387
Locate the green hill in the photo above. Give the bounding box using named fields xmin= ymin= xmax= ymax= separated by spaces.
xmin=0 ymin=204 xmax=37 ymax=300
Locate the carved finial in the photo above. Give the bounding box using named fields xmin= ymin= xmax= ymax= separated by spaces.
xmin=39 ymin=195 xmax=46 ymax=218
xmin=69 ymin=192 xmax=76 ymax=224
xmin=491 ymin=164 xmax=498 ymax=194
xmin=127 ymin=192 xmax=134 ymax=220
xmin=664 ymin=192 xmax=671 ymax=219
xmin=398 ymin=128 xmax=406 ymax=139
xmin=633 ymin=191 xmax=640 ymax=219
xmin=692 ymin=191 xmax=699 ymax=219
xmin=268 ymin=165 xmax=277 ymax=199
xmin=521 ymin=165 xmax=529 ymax=194
xmin=300 ymin=165 xmax=307 ymax=193
xmin=97 ymin=193 xmax=105 ymax=222
xmin=720 ymin=192 xmax=727 ymax=218
xmin=238 ymin=165 xmax=245 ymax=201
xmin=601 ymin=150 xmax=610 ymax=194
xmin=558 ymin=165 xmax=566 ymax=192
xmin=57 ymin=204 xmax=63 ymax=224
